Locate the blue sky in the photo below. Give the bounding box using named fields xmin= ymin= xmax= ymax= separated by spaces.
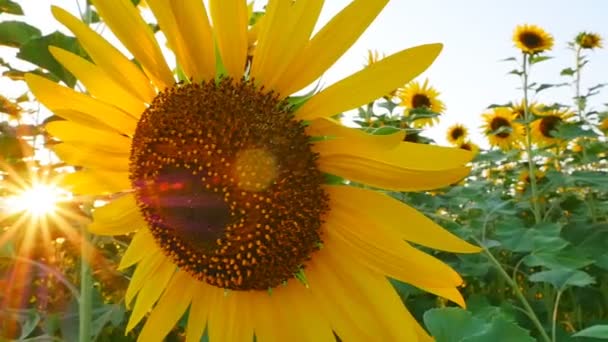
xmin=2 ymin=0 xmax=607 ymax=145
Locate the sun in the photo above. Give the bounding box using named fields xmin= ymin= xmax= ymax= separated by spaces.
xmin=6 ymin=183 xmax=65 ymax=217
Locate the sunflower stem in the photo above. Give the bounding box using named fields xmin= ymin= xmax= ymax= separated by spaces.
xmin=522 ymin=53 xmax=542 ymax=224
xmin=79 ymin=227 xmax=93 ymax=342
xmin=574 ymin=46 xmax=584 ymax=121
xmin=551 ymin=290 xmax=564 ymax=342
xmin=474 ymin=238 xmax=551 ymax=342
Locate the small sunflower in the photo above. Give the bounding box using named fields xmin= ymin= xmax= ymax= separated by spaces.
xmin=399 ymin=79 xmax=445 ymax=127
xmin=576 ymin=32 xmax=603 ymax=49
xmin=482 ymin=107 xmax=524 ymax=150
xmin=457 ymin=140 xmax=480 ymax=156
xmin=446 ymin=123 xmax=468 ymax=145
xmin=516 ymin=169 xmax=545 ymax=193
xmin=600 ymin=117 xmax=608 ymax=133
xmin=513 ymin=24 xmax=554 ymax=54
xmin=511 ymin=99 xmax=541 ymax=121
xmin=530 ymin=109 xmax=572 ymax=146
xmin=27 ymin=1 xmax=479 ymax=341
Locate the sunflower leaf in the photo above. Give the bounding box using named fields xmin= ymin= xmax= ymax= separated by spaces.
xmin=0 ymin=0 xmax=23 ymax=15
xmin=0 ymin=21 xmax=41 ymax=48
xmin=560 ymin=67 xmax=575 ymax=76
xmin=529 ymin=269 xmax=595 ymax=290
xmin=572 ymin=325 xmax=608 ymax=339
xmin=529 ymin=55 xmax=553 ymax=64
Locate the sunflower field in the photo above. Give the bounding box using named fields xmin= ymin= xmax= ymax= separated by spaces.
xmin=1 ymin=1 xmax=607 ymax=341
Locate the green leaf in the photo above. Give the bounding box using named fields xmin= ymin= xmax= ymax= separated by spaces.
xmin=424 ymin=308 xmax=486 ymax=342
xmin=560 ymin=67 xmax=576 ymax=76
xmin=0 ymin=134 xmax=33 ymax=159
xmin=529 ymin=269 xmax=595 ymax=290
xmin=572 ymin=325 xmax=608 ymax=339
xmin=17 ymin=31 xmax=89 ymax=88
xmin=0 ymin=21 xmax=41 ymax=48
xmin=369 ymin=126 xmax=402 ymax=136
xmin=523 ymin=249 xmax=593 ymax=270
xmin=529 ymin=55 xmax=553 ymax=64
xmin=463 ymin=318 xmax=535 ymax=342
xmin=0 ymin=0 xmax=23 ymax=15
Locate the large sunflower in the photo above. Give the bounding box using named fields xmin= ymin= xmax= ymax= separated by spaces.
xmin=398 ymin=79 xmax=445 ymax=127
xmin=482 ymin=107 xmax=524 ymax=150
xmin=26 ymin=1 xmax=479 ymax=340
xmin=530 ymin=109 xmax=572 ymax=146
xmin=513 ymin=24 xmax=554 ymax=54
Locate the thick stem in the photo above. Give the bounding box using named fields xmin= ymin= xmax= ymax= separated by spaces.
xmin=79 ymin=228 xmax=92 ymax=342
xmin=552 ymin=290 xmax=564 ymax=342
xmin=522 ymin=54 xmax=542 ymax=224
xmin=474 ymin=238 xmax=551 ymax=342
xmin=574 ymin=46 xmax=584 ymax=120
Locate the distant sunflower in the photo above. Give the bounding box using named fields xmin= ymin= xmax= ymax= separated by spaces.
xmin=516 ymin=169 xmax=545 ymax=193
xmin=530 ymin=109 xmax=572 ymax=146
xmin=27 ymin=1 xmax=479 ymax=341
xmin=446 ymin=124 xmax=468 ymax=145
xmin=457 ymin=140 xmax=480 ymax=156
xmin=482 ymin=107 xmax=524 ymax=150
xmin=399 ymin=79 xmax=445 ymax=127
xmin=600 ymin=117 xmax=608 ymax=133
xmin=513 ymin=24 xmax=554 ymax=54
xmin=576 ymin=32 xmax=603 ymax=49
xmin=511 ymin=99 xmax=541 ymax=121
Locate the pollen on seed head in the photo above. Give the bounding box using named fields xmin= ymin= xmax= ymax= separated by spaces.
xmin=234 ymin=148 xmax=278 ymax=192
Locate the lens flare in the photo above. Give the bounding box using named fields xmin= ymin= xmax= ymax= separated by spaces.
xmin=5 ymin=183 xmax=68 ymax=217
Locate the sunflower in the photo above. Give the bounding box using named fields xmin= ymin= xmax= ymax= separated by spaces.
xmin=446 ymin=123 xmax=468 ymax=145
xmin=482 ymin=107 xmax=524 ymax=150
xmin=399 ymin=79 xmax=445 ymax=127
xmin=457 ymin=140 xmax=480 ymax=156
xmin=576 ymin=32 xmax=603 ymax=49
xmin=516 ymin=169 xmax=545 ymax=193
xmin=26 ymin=1 xmax=480 ymax=341
xmin=511 ymin=99 xmax=541 ymax=121
xmin=530 ymin=109 xmax=572 ymax=146
xmin=513 ymin=24 xmax=554 ymax=54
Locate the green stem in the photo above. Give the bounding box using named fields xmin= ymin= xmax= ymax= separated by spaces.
xmin=574 ymin=46 xmax=584 ymax=121
xmin=522 ymin=53 xmax=542 ymax=224
xmin=79 ymin=228 xmax=92 ymax=342
xmin=552 ymin=290 xmax=564 ymax=342
xmin=474 ymin=237 xmax=551 ymax=342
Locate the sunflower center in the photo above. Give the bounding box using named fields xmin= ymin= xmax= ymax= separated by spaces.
xmin=450 ymin=127 xmax=464 ymax=140
xmin=538 ymin=115 xmax=562 ymax=138
xmin=490 ymin=117 xmax=512 ymax=138
xmin=129 ymin=79 xmax=329 ymax=291
xmin=411 ymin=94 xmax=431 ymax=108
xmin=519 ymin=32 xmax=542 ymax=49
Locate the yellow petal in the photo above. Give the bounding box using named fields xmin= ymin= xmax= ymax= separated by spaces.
xmin=274 ymin=0 xmax=388 ymax=95
xmin=418 ymin=285 xmax=466 ymax=308
xmin=325 ymin=185 xmax=481 ymax=253
xmin=25 ymin=73 xmax=137 ymax=135
xmin=89 ymin=194 xmax=145 ymax=236
xmin=318 ymin=154 xmax=471 ymax=191
xmin=138 ymin=270 xmax=196 ymax=342
xmin=147 ymin=0 xmax=216 ymax=81
xmin=90 ymin=0 xmax=174 ymax=89
xmin=209 ymin=0 xmax=248 ymax=78
xmin=49 ymin=47 xmax=146 ymax=118
xmin=51 ymin=6 xmax=156 ymax=103
xmin=59 ymin=170 xmax=131 ymax=195
xmin=119 ymin=229 xmax=157 ymax=270
xmin=208 ymin=290 xmax=253 ymax=342
xmin=251 ymin=0 xmax=324 ymax=91
xmin=324 ymin=202 xmax=463 ymax=288
xmin=45 ymin=121 xmax=131 ymax=155
xmin=125 ymin=252 xmax=164 ymax=308
xmin=296 ymin=44 xmax=442 ymax=120
xmin=307 ymin=117 xmax=405 ymax=150
xmin=185 ymin=282 xmax=215 ymax=342
xmin=52 ymin=143 xmax=130 ymax=172
xmin=127 ymin=260 xmax=176 ymax=332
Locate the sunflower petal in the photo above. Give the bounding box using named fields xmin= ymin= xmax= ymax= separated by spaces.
xmin=48 ymin=47 xmax=146 ymax=118
xmin=147 ymin=0 xmax=216 ymax=81
xmin=325 ymin=203 xmax=463 ymax=288
xmin=90 ymin=0 xmax=174 ymax=88
xmin=251 ymin=0 xmax=324 ymax=91
xmin=417 ymin=285 xmax=466 ymax=308
xmin=296 ymin=44 xmax=442 ymax=120
xmin=185 ymin=282 xmax=215 ymax=342
xmin=25 ymin=73 xmax=137 ymax=135
xmin=45 ymin=121 xmax=131 ymax=155
xmin=319 ymin=154 xmax=470 ymax=191
xmin=307 ymin=118 xmax=405 ymax=149
xmin=274 ymin=0 xmax=389 ymax=95
xmin=52 ymin=144 xmax=130 ymax=172
xmin=138 ymin=270 xmax=196 ymax=341
xmin=209 ymin=0 xmax=248 ymax=78
xmin=59 ymin=170 xmax=131 ymax=195
xmin=325 ymin=185 xmax=481 ymax=253
xmin=127 ymin=260 xmax=176 ymax=332
xmin=51 ymin=6 xmax=156 ymax=103
xmin=208 ymin=290 xmax=253 ymax=342
xmin=125 ymin=252 xmax=164 ymax=307
xmin=89 ymin=194 xmax=146 ymax=236
xmin=119 ymin=229 xmax=156 ymax=270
